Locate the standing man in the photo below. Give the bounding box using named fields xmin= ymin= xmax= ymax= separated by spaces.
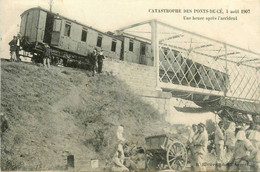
xmin=189 ymin=124 xmax=198 ymax=171
xmin=215 ymin=121 xmax=225 ymax=170
xmin=111 ymin=125 xmax=129 ymax=171
xmin=42 ymin=43 xmax=51 ymax=68
xmin=116 ymin=125 xmax=126 ymax=165
xmin=227 ymin=130 xmax=257 ymax=172
xmin=97 ymin=49 xmax=105 ymax=73
xmin=90 ymin=49 xmax=97 ymax=76
xmin=246 ymin=123 xmax=260 ymax=171
xmin=246 ymin=121 xmax=255 ymax=139
xmin=225 ymin=122 xmax=236 ymax=153
xmin=9 ymin=36 xmax=18 ymax=62
xmin=191 ymin=124 xmax=199 ymax=142
xmin=193 ymin=123 xmax=208 ymax=171
xmin=247 ymin=123 xmax=260 ymax=149
xmin=16 ymin=33 xmax=22 ymax=61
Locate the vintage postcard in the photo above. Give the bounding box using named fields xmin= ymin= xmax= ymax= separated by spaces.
xmin=1 ymin=0 xmax=260 ymax=171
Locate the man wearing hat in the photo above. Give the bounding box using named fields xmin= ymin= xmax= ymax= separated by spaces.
xmin=89 ymin=48 xmax=98 ymax=76
xmin=193 ymin=122 xmax=208 ymax=171
xmin=97 ymin=49 xmax=105 ymax=73
xmin=225 ymin=122 xmax=236 ymax=154
xmin=42 ymin=43 xmax=51 ymax=68
xmin=9 ymin=36 xmax=18 ymax=62
xmin=16 ymin=32 xmax=22 ymax=61
xmin=215 ymin=121 xmax=225 ymax=170
xmin=246 ymin=122 xmax=260 ymax=171
xmin=188 ymin=124 xmax=199 ymax=171
xmin=227 ymin=130 xmax=257 ymax=171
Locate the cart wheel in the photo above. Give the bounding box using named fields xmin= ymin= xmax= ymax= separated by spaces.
xmin=166 ymin=141 xmax=187 ymax=171
xmin=146 ymin=152 xmax=167 ymax=171
xmin=146 ymin=152 xmax=156 ymax=170
xmin=146 ymin=158 xmax=167 ymax=171
xmin=146 ymin=157 xmax=157 ymax=170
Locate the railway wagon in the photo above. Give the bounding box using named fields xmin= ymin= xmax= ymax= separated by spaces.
xmin=19 ymin=7 xmax=122 ymax=67
xmin=18 ymin=7 xmax=229 ymax=92
xmin=114 ymin=35 xmax=154 ymax=66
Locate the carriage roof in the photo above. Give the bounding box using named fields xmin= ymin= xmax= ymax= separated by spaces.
xmin=21 ymin=7 xmax=122 ymax=41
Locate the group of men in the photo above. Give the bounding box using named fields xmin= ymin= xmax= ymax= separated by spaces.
xmin=9 ymin=36 xmax=105 ymax=72
xmin=41 ymin=45 xmax=105 ymax=71
xmin=188 ymin=121 xmax=260 ymax=171
xmin=226 ymin=122 xmax=260 ymax=172
xmin=110 ymin=121 xmax=259 ymax=172
xmin=9 ymin=33 xmax=22 ymax=62
xmin=214 ymin=120 xmax=260 ymax=171
xmin=9 ymin=34 xmax=51 ymax=68
xmin=89 ymin=48 xmax=105 ymax=76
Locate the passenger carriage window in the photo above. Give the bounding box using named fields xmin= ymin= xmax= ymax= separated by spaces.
xmin=53 ymin=18 xmax=61 ymax=31
xmin=64 ymin=22 xmax=71 ymax=37
xmin=97 ymin=34 xmax=103 ymax=47
xmin=141 ymin=43 xmax=146 ymax=55
xmin=81 ymin=28 xmax=88 ymax=42
xmin=111 ymin=39 xmax=117 ymax=52
xmin=129 ymin=39 xmax=133 ymax=52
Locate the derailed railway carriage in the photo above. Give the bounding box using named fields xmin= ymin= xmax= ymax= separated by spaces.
xmin=19 ymin=7 xmax=122 ymax=67
xmin=19 ymin=7 xmax=228 ymax=92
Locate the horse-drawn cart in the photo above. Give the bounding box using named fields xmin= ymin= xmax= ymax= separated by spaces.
xmin=145 ymin=134 xmax=187 ymax=171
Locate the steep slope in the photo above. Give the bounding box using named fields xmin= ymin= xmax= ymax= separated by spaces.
xmin=1 ymin=60 xmax=178 ymax=171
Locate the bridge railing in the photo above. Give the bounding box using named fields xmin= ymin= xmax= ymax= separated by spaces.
xmin=115 ymin=20 xmax=260 ymax=108
xmin=155 ymin=21 xmax=260 ymax=103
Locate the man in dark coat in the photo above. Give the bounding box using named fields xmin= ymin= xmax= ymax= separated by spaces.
xmin=97 ymin=50 xmax=105 ymax=73
xmin=16 ymin=33 xmax=22 ymax=61
xmin=9 ymin=36 xmax=18 ymax=62
xmin=90 ymin=49 xmax=97 ymax=76
xmin=42 ymin=43 xmax=51 ymax=68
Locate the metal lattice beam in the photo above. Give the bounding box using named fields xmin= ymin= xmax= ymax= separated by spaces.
xmin=115 ymin=19 xmax=260 ymax=115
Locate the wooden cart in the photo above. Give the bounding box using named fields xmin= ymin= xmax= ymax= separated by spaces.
xmin=145 ymin=134 xmax=187 ymax=171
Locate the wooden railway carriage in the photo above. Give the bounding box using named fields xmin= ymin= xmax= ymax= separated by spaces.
xmin=19 ymin=7 xmax=229 ymax=92
xmin=19 ymin=7 xmax=122 ymax=67
xmin=145 ymin=134 xmax=187 ymax=171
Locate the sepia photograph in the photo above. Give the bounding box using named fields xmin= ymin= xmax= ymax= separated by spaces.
xmin=1 ymin=0 xmax=260 ymax=171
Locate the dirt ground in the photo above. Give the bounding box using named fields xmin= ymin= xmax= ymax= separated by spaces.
xmin=1 ymin=59 xmax=226 ymax=171
xmin=1 ymin=60 xmax=195 ymax=171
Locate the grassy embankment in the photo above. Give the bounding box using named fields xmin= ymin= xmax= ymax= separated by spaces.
xmin=1 ymin=60 xmax=172 ymax=170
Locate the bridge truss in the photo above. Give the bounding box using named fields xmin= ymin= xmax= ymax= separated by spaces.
xmin=116 ymin=20 xmax=260 ymax=124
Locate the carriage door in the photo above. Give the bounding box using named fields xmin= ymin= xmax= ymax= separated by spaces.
xmin=51 ymin=17 xmax=62 ymax=46
xmin=140 ymin=43 xmax=146 ymax=64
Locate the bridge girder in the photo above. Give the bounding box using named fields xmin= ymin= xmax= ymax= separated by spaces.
xmin=115 ymin=20 xmax=260 ymax=117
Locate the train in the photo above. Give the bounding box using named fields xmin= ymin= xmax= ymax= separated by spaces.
xmin=18 ymin=7 xmax=228 ymax=92
xmin=19 ymin=7 xmax=153 ymax=67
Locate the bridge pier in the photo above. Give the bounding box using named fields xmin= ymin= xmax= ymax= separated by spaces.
xmin=103 ymin=59 xmax=172 ymax=117
xmin=140 ymin=90 xmax=172 ymax=117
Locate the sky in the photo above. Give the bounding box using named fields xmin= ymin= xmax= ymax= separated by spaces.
xmin=1 ymin=0 xmax=259 ymax=124
xmin=1 ymin=0 xmax=260 ymax=58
